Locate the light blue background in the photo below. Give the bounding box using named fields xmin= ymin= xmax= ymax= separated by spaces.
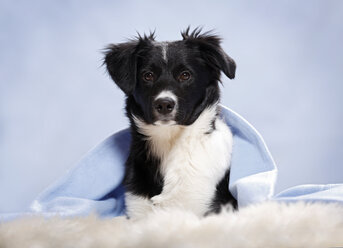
xmin=1 ymin=0 xmax=342 ymax=213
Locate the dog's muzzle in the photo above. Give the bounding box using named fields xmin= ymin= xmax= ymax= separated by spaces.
xmin=152 ymin=90 xmax=178 ymax=124
xmin=153 ymin=97 xmax=175 ymax=115
xmin=153 ymin=97 xmax=177 ymax=124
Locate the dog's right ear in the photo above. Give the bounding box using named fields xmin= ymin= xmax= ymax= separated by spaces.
xmin=104 ymin=33 xmax=155 ymax=95
xmin=104 ymin=41 xmax=139 ymax=95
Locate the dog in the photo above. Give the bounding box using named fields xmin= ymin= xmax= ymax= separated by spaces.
xmin=104 ymin=27 xmax=237 ymax=218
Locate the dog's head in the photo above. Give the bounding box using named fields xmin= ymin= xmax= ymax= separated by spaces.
xmin=104 ymin=27 xmax=236 ymax=126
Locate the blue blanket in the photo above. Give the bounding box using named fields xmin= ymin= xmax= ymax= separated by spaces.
xmin=2 ymin=106 xmax=343 ymax=220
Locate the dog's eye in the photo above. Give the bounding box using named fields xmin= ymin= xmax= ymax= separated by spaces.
xmin=143 ymin=72 xmax=154 ymax=82
xmin=178 ymin=71 xmax=191 ymax=82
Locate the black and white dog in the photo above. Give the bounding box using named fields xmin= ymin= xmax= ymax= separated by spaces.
xmin=104 ymin=27 xmax=237 ymax=218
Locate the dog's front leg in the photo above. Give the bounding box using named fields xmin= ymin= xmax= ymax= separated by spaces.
xmin=150 ymin=167 xmax=184 ymax=207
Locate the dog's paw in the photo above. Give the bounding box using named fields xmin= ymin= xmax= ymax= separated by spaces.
xmin=151 ymin=193 xmax=180 ymax=208
xmin=150 ymin=195 xmax=165 ymax=206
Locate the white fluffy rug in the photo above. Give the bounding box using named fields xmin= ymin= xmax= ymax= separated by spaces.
xmin=1 ymin=202 xmax=343 ymax=248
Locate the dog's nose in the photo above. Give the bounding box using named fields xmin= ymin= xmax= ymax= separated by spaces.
xmin=153 ymin=98 xmax=175 ymax=115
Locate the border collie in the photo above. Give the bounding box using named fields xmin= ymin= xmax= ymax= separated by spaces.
xmin=104 ymin=27 xmax=237 ymax=218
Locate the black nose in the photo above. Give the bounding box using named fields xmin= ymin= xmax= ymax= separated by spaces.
xmin=153 ymin=97 xmax=175 ymax=115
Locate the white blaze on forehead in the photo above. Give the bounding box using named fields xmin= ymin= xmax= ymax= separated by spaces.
xmin=155 ymin=90 xmax=177 ymax=102
xmin=161 ymin=42 xmax=168 ymax=61
xmin=153 ymin=41 xmax=169 ymax=62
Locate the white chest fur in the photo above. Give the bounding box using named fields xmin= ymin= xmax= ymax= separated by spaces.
xmin=127 ymin=106 xmax=233 ymax=218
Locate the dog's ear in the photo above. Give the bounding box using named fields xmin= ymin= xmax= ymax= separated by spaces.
xmin=182 ymin=27 xmax=236 ymax=79
xmin=104 ymin=33 xmax=155 ymax=95
xmin=104 ymin=41 xmax=139 ymax=95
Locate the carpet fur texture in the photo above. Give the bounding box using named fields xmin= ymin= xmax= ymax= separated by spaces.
xmin=1 ymin=202 xmax=343 ymax=248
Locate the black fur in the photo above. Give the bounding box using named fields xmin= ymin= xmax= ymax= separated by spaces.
xmin=209 ymin=169 xmax=238 ymax=214
xmin=104 ymin=27 xmax=237 ymax=215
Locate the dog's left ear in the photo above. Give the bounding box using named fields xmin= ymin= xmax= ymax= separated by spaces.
xmin=201 ymin=42 xmax=236 ymax=79
xmin=182 ymin=28 xmax=236 ymax=79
